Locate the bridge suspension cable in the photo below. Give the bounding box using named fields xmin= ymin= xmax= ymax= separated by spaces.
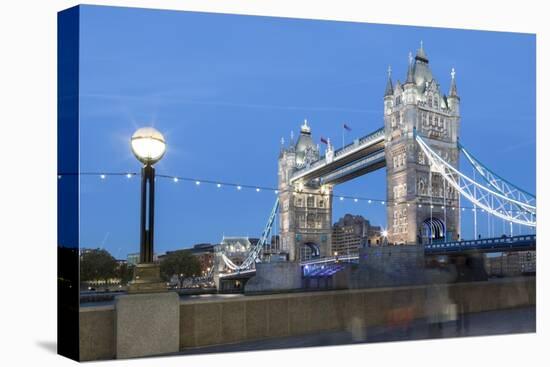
xmin=220 ymin=198 xmax=279 ymax=272
xmin=415 ymin=133 xmax=536 ymax=228
xmin=459 ymin=143 xmax=536 ymax=214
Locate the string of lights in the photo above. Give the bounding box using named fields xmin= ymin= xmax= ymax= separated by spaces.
xmin=57 ymin=171 xmax=535 ymax=215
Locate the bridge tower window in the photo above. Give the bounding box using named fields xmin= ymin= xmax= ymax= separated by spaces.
xmin=298 ymin=214 xmax=305 ymax=228
xmin=307 ymin=213 xmax=315 ymax=228
xmin=316 ymin=214 xmax=323 ymax=228
xmin=418 ymin=151 xmax=426 ymax=165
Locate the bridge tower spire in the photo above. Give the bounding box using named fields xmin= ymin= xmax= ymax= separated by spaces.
xmin=406 ymin=52 xmax=415 ymax=84
xmin=447 ymin=67 xmax=460 ymax=115
xmin=384 ymin=43 xmax=461 ymax=245
xmin=384 ymin=65 xmax=394 ymax=97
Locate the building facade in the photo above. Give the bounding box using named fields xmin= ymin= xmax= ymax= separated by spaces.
xmin=190 ymin=243 xmax=216 ymax=276
xmin=519 ymin=251 xmax=536 ymax=274
xmin=331 ymin=214 xmax=382 ymax=256
xmin=384 ymin=43 xmax=461 ymax=244
xmin=278 ymin=121 xmax=333 ymax=261
xmin=484 ymin=251 xmax=536 ymax=277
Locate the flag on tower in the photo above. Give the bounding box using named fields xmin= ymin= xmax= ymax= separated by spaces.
xmin=343 ymin=123 xmax=352 ymax=131
xmin=320 ymin=137 xmax=329 ymax=145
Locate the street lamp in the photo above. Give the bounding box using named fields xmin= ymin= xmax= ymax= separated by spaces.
xmin=131 ymin=127 xmax=166 ymax=264
xmin=131 ymin=127 xmax=166 ymax=165
xmin=129 ymin=127 xmax=167 ymax=293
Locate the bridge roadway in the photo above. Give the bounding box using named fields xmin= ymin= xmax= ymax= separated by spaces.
xmin=302 ymin=234 xmax=536 ymax=266
xmin=290 ymin=127 xmax=385 ymax=184
xmin=320 ymin=150 xmax=385 ymax=185
xmin=424 ymin=234 xmax=536 ymax=255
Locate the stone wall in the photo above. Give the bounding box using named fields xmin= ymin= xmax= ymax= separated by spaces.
xmin=79 ymin=305 xmax=115 ymax=361
xmin=245 ymin=262 xmax=302 ymax=293
xmin=352 ymin=245 xmax=427 ymax=288
xmin=79 ymin=277 xmax=535 ymax=361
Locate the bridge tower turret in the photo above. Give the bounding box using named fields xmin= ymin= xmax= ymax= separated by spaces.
xmin=447 ymin=67 xmax=460 ymax=117
xmin=384 ymin=43 xmax=461 ymax=245
xmin=278 ymin=120 xmax=333 ymax=261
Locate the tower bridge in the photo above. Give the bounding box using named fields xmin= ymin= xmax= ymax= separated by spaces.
xmin=278 ymin=43 xmax=464 ymax=261
xmin=216 ymin=42 xmax=536 ymax=277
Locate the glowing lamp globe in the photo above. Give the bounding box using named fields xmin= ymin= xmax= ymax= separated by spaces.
xmin=131 ymin=127 xmax=166 ymax=165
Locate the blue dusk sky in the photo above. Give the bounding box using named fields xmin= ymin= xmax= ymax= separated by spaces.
xmin=76 ymin=5 xmax=535 ymax=259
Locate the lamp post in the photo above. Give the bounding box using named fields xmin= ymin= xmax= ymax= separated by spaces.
xmin=128 ymin=127 xmax=166 ymax=293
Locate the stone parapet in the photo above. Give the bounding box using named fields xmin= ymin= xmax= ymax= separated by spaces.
xmin=79 ymin=277 xmax=535 ymax=361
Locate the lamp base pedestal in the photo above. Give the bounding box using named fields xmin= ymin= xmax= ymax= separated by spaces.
xmin=115 ymin=291 xmax=179 ymax=358
xmin=128 ymin=263 xmax=166 ymax=293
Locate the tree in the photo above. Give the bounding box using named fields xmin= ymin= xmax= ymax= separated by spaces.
xmin=160 ymin=250 xmax=201 ymax=283
xmin=116 ymin=262 xmax=134 ymax=285
xmin=80 ymin=249 xmax=117 ymax=283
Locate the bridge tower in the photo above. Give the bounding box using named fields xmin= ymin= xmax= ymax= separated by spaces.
xmin=278 ymin=120 xmax=333 ymax=261
xmin=384 ymin=43 xmax=461 ymax=244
